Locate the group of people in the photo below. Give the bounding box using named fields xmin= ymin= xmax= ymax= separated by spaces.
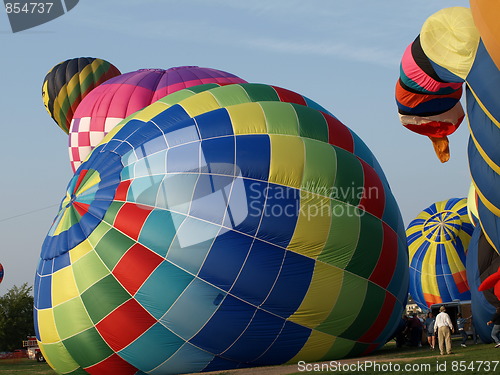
xmin=428 ymin=306 xmax=458 ymax=355
xmin=395 ymin=313 xmax=423 ymax=347
xmin=397 ymin=306 xmax=500 ymax=355
xmin=424 ymin=307 xmax=473 ymax=354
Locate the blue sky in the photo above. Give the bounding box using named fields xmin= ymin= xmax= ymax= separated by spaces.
xmin=0 ymin=0 xmax=471 ymax=292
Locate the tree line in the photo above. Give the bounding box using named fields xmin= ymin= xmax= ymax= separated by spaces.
xmin=0 ymin=283 xmax=35 ymax=351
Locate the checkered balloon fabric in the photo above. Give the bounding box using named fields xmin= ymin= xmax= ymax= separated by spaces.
xmin=36 ymin=83 xmax=409 ymax=375
xmin=68 ymin=66 xmax=247 ymax=172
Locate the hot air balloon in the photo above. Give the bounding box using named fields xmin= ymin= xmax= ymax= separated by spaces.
xmin=467 ymin=227 xmax=500 ymax=343
xmin=395 ymin=6 xmax=500 ymax=254
xmin=68 ymin=66 xmax=247 ymax=172
xmin=0 ymin=263 xmax=4 ymax=285
xmin=406 ymin=198 xmax=474 ymax=310
xmin=42 ymin=57 xmax=121 ymax=133
xmin=35 ymin=83 xmax=408 ymax=375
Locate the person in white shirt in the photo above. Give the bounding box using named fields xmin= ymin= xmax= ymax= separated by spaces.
xmin=434 ymin=306 xmax=455 ymax=355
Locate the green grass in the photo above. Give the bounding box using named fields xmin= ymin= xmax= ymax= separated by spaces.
xmin=1 ymin=339 xmax=498 ymax=374
xmin=290 ymin=340 xmax=500 ymax=375
xmin=0 ymin=358 xmax=55 ymax=374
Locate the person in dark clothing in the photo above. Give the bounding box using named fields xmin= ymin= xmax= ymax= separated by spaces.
xmin=409 ymin=314 xmax=423 ymax=347
xmin=456 ymin=313 xmax=471 ymax=347
xmin=395 ymin=315 xmax=409 ymax=348
xmin=424 ymin=312 xmax=436 ymax=349
xmin=487 ymin=306 xmax=500 ymax=347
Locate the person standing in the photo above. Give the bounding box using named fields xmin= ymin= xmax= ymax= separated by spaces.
xmin=409 ymin=314 xmax=423 ymax=347
xmin=456 ymin=313 xmax=471 ymax=347
xmin=486 ymin=306 xmax=500 ymax=348
xmin=435 ymin=306 xmax=454 ymax=355
xmin=424 ymin=312 xmax=436 ymax=349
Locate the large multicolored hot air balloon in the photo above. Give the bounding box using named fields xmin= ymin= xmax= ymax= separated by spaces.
xmin=68 ymin=66 xmax=247 ymax=172
xmin=406 ymin=198 xmax=474 ymax=309
xmin=35 ymin=83 xmax=408 ymax=375
xmin=0 ymin=263 xmax=4 ymax=285
xmin=42 ymin=57 xmax=121 ymax=133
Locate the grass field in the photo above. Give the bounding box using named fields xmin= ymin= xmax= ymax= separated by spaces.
xmin=288 ymin=340 xmax=500 ymax=375
xmin=0 ymin=339 xmax=498 ymax=374
xmin=0 ymin=358 xmax=54 ymax=374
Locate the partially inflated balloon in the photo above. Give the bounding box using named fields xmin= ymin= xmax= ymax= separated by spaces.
xmin=406 ymin=198 xmax=474 ymax=309
xmin=35 ymin=84 xmax=408 ymax=375
xmin=396 ymin=6 xmax=500 ymax=254
xmin=395 ymin=7 xmax=474 ymax=162
xmin=42 ymin=58 xmax=121 ymax=134
xmin=68 ymin=66 xmax=247 ymax=172
xmin=466 ymin=226 xmax=500 ymax=343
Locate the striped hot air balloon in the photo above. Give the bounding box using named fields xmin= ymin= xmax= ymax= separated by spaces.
xmin=466 ymin=228 xmax=500 ymax=343
xmin=406 ymin=198 xmax=474 ymax=309
xmin=395 ymin=6 xmax=500 ymax=255
xmin=395 ymin=5 xmax=500 ymax=327
xmin=35 ymin=83 xmax=408 ymax=375
xmin=42 ymin=57 xmax=121 ymax=133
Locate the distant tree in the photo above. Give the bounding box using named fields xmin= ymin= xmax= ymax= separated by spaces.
xmin=0 ymin=283 xmax=34 ymax=351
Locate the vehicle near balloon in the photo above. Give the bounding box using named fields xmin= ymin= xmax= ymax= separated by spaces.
xmin=0 ymin=349 xmax=27 ymax=360
xmin=23 ymin=336 xmax=45 ymax=362
xmin=430 ymin=300 xmax=473 ymax=338
xmin=35 ymin=82 xmax=409 ymax=375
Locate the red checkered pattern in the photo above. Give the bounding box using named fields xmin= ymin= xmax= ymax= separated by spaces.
xmin=113 ymin=243 xmax=164 ymax=296
xmin=96 ymin=299 xmax=157 ymax=352
xmin=84 ymin=353 xmax=138 ymax=375
xmin=114 ymin=203 xmax=154 ymax=240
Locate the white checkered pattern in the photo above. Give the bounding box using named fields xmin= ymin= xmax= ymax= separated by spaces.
xmin=69 ymin=117 xmax=123 ymax=172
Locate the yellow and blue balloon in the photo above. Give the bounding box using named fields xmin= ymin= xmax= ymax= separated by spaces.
xmin=406 ymin=198 xmax=474 ymax=309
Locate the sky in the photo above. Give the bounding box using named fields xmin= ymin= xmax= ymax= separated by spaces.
xmin=0 ymin=0 xmax=471 ymax=293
